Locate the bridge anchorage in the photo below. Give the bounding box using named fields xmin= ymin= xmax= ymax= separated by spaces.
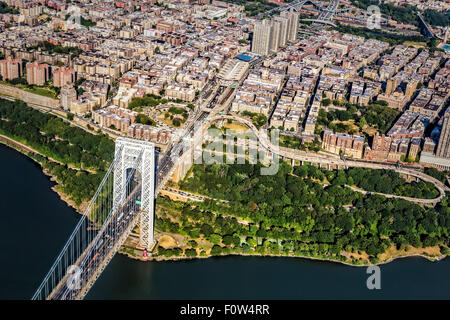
xmin=32 ymin=137 xmax=156 ymax=300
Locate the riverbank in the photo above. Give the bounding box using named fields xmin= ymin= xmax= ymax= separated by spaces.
xmin=118 ymin=241 xmax=448 ymax=267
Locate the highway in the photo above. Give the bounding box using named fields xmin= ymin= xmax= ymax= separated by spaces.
xmin=49 ymin=176 xmax=142 ymax=300
xmin=163 ymin=186 xmax=230 ymax=203
xmin=317 ymin=0 xmax=339 ymax=22
xmin=154 ymin=76 xmax=224 ymax=193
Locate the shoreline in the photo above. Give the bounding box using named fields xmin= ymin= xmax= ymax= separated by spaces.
xmin=119 ymin=247 xmax=448 ymax=267
xmin=0 ymin=134 xmax=448 ymax=268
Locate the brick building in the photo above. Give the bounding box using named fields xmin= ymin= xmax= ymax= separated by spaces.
xmin=53 ymin=67 xmax=76 ymax=87
xmin=0 ymin=58 xmax=23 ymax=80
xmin=322 ymin=130 xmax=365 ymax=159
xmin=364 ymin=133 xmax=392 ymax=161
xmin=26 ymin=62 xmax=50 ymax=86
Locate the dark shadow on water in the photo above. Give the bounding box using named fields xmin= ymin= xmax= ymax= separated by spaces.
xmin=0 ymin=144 xmax=80 ymax=299
xmin=87 ymin=254 xmax=450 ymax=300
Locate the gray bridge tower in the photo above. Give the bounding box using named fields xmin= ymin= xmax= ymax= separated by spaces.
xmin=113 ymin=137 xmax=156 ymax=249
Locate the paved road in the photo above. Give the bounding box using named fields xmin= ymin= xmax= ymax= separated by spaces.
xmin=48 ymin=181 xmax=142 ymax=300
xmin=163 ymin=187 xmax=230 ymax=203
xmin=346 ymin=185 xmax=443 ymax=205
xmin=206 ymin=114 xmax=448 ymax=205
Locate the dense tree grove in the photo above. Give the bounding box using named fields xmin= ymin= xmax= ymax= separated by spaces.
xmin=317 ymin=101 xmax=399 ymax=135
xmin=351 ymin=0 xmax=418 ymax=25
xmin=324 ymin=167 xmax=440 ymax=199
xmin=29 ymin=153 xmax=104 ymax=205
xmin=335 ymin=24 xmax=433 ymax=47
xmin=0 ymin=99 xmax=114 ymax=170
xmin=176 ymin=162 xmax=450 ymax=263
xmin=128 ymin=94 xmax=168 ymax=110
xmin=357 ymin=103 xmax=400 ymax=133
xmin=424 ymin=168 xmax=450 ymax=185
xmin=0 ymin=99 xmax=114 ymax=204
xmin=241 ymin=111 xmax=267 ymax=129
xmin=422 ymin=9 xmax=450 ymax=27
xmin=135 ymin=113 xmax=156 ymax=126
xmin=28 ymin=41 xmax=83 ymax=58
xmin=0 ymin=2 xmax=18 ymax=14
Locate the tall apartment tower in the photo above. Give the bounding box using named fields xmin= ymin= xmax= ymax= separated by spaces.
xmin=0 ymin=58 xmax=23 ymax=80
xmin=26 ymin=62 xmax=50 ymax=86
xmin=60 ymin=85 xmax=77 ymax=111
xmin=252 ymin=13 xmax=293 ymax=56
xmin=405 ymin=81 xmax=417 ymax=98
xmin=281 ymin=9 xmax=299 ymax=42
xmin=252 ymin=20 xmax=273 ymax=55
xmin=436 ymin=108 xmax=450 ymax=159
xmin=53 ymin=67 xmax=76 ymax=87
xmin=269 ymin=20 xmax=281 ymax=52
xmin=274 ymin=15 xmax=289 ymax=48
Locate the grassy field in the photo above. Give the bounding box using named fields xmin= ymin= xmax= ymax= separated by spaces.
xmin=24 ymin=86 xmax=58 ymax=98
xmin=223 ymin=121 xmax=249 ymax=132
xmin=403 ymin=41 xmax=427 ymax=48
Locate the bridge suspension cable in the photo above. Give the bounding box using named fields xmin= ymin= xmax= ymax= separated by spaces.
xmin=32 ymin=146 xmax=145 ymax=300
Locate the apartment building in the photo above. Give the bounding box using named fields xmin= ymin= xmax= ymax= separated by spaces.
xmin=53 ymin=67 xmax=76 ymax=87
xmin=127 ymin=123 xmax=172 ymax=145
xmin=364 ymin=133 xmax=393 ymax=161
xmin=26 ymin=62 xmax=50 ymax=86
xmin=0 ymin=58 xmax=22 ymax=80
xmin=251 ymin=9 xmax=299 ymax=55
xmin=322 ymin=130 xmax=365 ymax=159
xmin=436 ymin=108 xmax=450 ymax=159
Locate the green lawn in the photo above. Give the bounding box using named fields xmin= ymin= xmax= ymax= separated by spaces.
xmin=24 ymin=86 xmax=58 ymax=99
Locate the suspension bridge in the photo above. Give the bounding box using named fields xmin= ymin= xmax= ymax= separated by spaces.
xmin=32 ymin=137 xmax=158 ymax=300
xmin=32 ymin=104 xmax=208 ymax=300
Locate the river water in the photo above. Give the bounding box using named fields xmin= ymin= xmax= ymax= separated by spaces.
xmin=0 ymin=143 xmax=449 ymax=300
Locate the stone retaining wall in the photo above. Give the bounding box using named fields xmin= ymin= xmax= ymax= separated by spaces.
xmin=0 ymin=84 xmax=60 ymax=108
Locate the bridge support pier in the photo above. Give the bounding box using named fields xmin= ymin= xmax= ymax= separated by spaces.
xmin=114 ymin=137 xmax=156 ymax=250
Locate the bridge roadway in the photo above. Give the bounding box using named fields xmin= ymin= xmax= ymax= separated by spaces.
xmin=206 ymin=114 xmax=448 ymax=205
xmin=316 ymin=0 xmax=339 ymax=22
xmin=48 ymin=181 xmax=142 ymax=300
xmin=257 ymin=0 xmax=323 ymax=19
xmin=417 ymin=12 xmax=435 ymax=38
